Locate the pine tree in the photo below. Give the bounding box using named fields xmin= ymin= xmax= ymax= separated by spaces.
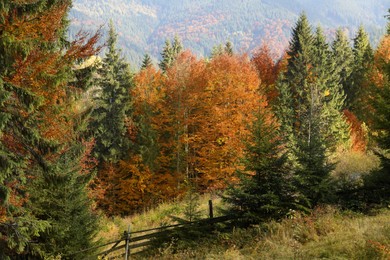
xmin=172 ymin=35 xmax=183 ymax=56
xmin=275 ymin=15 xmax=349 ymax=207
xmin=313 ymin=27 xmax=350 ymax=150
xmin=348 ymin=26 xmax=374 ymax=115
xmin=159 ymin=36 xmax=183 ymax=73
xmin=141 ymin=53 xmax=153 ymax=70
xmin=211 ymin=41 xmax=234 ymax=58
xmin=210 ymin=44 xmax=224 ymax=58
xmin=90 ymin=21 xmax=134 ymax=165
xmin=28 ymin=141 xmax=99 ymax=259
xmin=159 ymin=40 xmax=173 ymax=73
xmin=225 ymin=109 xmax=305 ymax=224
xmin=332 ymin=29 xmax=354 ymax=102
xmin=276 ymin=13 xmax=314 ymax=166
xmin=225 ymin=41 xmax=234 ymax=56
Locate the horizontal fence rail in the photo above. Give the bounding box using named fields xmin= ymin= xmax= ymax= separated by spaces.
xmin=68 ymin=200 xmax=238 ymax=259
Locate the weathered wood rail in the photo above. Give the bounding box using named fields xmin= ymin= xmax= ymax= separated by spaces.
xmin=66 ymin=200 xmax=237 ymax=259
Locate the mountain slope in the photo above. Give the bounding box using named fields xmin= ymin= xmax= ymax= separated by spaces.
xmin=69 ymin=0 xmax=389 ymax=67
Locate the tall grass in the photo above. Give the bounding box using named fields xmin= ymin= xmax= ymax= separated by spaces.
xmin=146 ymin=206 xmax=390 ymax=260
xmin=96 ymin=194 xmax=389 ymax=259
xmin=96 ymin=193 xmax=224 ymax=242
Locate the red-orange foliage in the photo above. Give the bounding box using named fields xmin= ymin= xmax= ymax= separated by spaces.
xmin=187 ymin=54 xmax=265 ymax=191
xmin=0 ymin=1 xmax=101 ymax=222
xmin=344 ymin=109 xmax=367 ymax=152
xmin=251 ymin=44 xmax=283 ymax=103
xmin=371 ymin=35 xmax=390 ymax=91
xmin=162 ymin=51 xmax=204 ymax=180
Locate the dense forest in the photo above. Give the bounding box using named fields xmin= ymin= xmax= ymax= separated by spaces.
xmin=0 ymin=0 xmax=389 ymax=259
xmin=69 ymin=0 xmax=389 ymax=66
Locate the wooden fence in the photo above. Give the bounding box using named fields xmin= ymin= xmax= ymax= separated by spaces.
xmin=66 ymin=200 xmax=237 ymax=259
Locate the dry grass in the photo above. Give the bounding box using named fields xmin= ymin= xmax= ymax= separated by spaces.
xmin=96 ymin=199 xmax=390 ymax=259
xmin=96 ymin=193 xmax=224 ymax=242
xmin=145 ymin=206 xmax=390 ymax=260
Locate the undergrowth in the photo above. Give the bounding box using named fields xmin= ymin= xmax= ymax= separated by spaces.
xmin=139 ymin=206 xmax=390 ymax=260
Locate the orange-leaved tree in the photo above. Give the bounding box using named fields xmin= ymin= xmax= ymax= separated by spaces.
xmin=189 ymin=54 xmax=265 ymax=191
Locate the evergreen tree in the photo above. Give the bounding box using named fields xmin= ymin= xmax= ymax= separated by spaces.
xmin=313 ymin=27 xmax=350 ymax=150
xmin=226 ymin=109 xmax=305 ymax=224
xmin=141 ymin=53 xmax=153 ymax=70
xmin=348 ymin=26 xmax=374 ymax=115
xmin=28 ymin=142 xmax=99 ymax=259
xmin=276 ymin=13 xmax=315 ymax=166
xmin=172 ymin=35 xmax=183 ymax=56
xmin=276 ymin=15 xmax=349 ymax=207
xmin=0 ymin=0 xmax=101 ymax=257
xmin=332 ymin=28 xmax=354 ymax=103
xmin=159 ymin=36 xmax=183 ymax=73
xmin=211 ymin=41 xmax=234 ymax=58
xmin=90 ymin=21 xmax=134 ymax=165
xmin=135 ymin=107 xmax=159 ymax=171
xmin=210 ymin=44 xmax=224 ymax=58
xmin=225 ymin=41 xmax=234 ymax=56
xmin=159 ymin=39 xmax=173 ymax=73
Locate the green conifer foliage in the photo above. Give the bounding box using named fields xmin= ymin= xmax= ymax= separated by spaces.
xmin=276 ymin=15 xmax=349 ymax=207
xmin=211 ymin=41 xmax=234 ymax=58
xmin=332 ymin=29 xmax=354 ymax=105
xmin=0 ymin=0 xmax=100 ymax=257
xmin=226 ymin=109 xmax=306 ymax=224
xmin=141 ymin=53 xmax=153 ymax=70
xmin=348 ymin=26 xmax=374 ymax=114
xmin=225 ymin=41 xmax=234 ymax=56
xmin=135 ymin=112 xmax=159 ymax=171
xmin=159 ymin=36 xmax=183 ymax=73
xmin=28 ymin=142 xmax=99 ymax=259
xmin=211 ymin=44 xmax=224 ymax=58
xmin=90 ymin=22 xmax=134 ymax=165
xmin=159 ymin=40 xmax=173 ymax=73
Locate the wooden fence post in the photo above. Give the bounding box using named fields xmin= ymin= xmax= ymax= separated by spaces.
xmin=209 ymin=200 xmax=213 ymax=219
xmin=125 ymin=225 xmax=131 ymax=260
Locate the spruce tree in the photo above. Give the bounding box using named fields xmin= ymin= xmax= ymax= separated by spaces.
xmin=0 ymin=0 xmax=100 ymax=257
xmin=276 ymin=15 xmax=349 ymax=207
xmin=226 ymin=109 xmax=305 ymax=223
xmin=172 ymin=35 xmax=183 ymax=56
xmin=332 ymin=28 xmax=354 ymax=103
xmin=28 ymin=142 xmax=99 ymax=259
xmin=135 ymin=109 xmax=159 ymax=171
xmin=211 ymin=44 xmax=224 ymax=58
xmin=348 ymin=26 xmax=374 ymax=115
xmin=90 ymin=21 xmax=134 ymax=165
xmin=211 ymin=41 xmax=234 ymax=58
xmin=225 ymin=41 xmax=234 ymax=56
xmin=159 ymin=39 xmax=173 ymax=73
xmin=141 ymin=53 xmax=153 ymax=70
xmin=313 ymin=27 xmax=350 ymax=150
xmin=159 ymin=36 xmax=183 ymax=73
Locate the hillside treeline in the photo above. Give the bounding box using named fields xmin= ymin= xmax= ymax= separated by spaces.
xmin=0 ymin=1 xmax=389 ymax=258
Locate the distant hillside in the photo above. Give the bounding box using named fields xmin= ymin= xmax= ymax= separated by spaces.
xmin=69 ymin=0 xmax=389 ymax=68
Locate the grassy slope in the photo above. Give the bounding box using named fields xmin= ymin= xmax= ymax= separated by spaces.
xmin=97 ymin=195 xmax=390 ymax=259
